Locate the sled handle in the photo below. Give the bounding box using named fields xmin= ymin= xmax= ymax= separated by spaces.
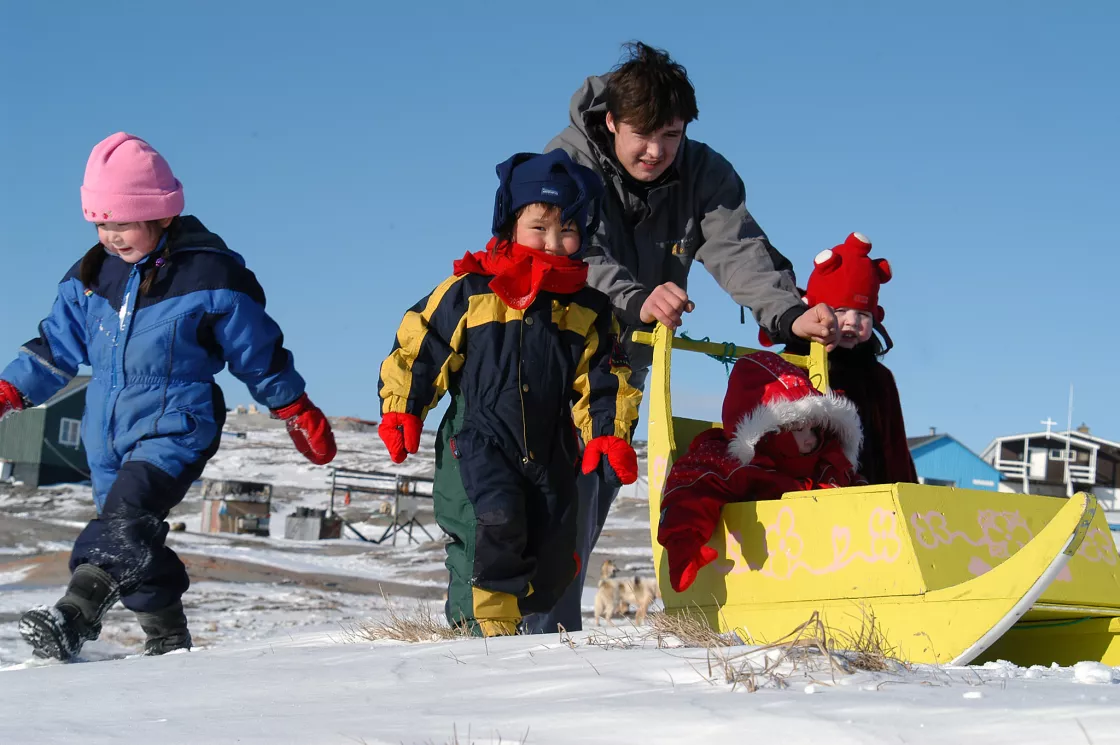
xmin=631 ymin=327 xmax=830 ymax=392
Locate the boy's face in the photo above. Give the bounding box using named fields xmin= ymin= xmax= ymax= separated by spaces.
xmin=787 ymin=423 xmax=819 ymax=455
xmin=514 ymin=204 xmax=581 ymax=257
xmin=605 ymin=113 xmax=684 ymax=183
xmin=835 ymin=308 xmax=874 ymax=348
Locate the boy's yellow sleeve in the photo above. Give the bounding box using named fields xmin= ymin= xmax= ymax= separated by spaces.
xmin=378 ymin=274 xmax=470 ymax=421
xmin=571 ymin=310 xmax=642 ymax=444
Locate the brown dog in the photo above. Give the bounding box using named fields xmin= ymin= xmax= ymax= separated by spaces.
xmin=593 ymin=559 xmax=660 ymax=626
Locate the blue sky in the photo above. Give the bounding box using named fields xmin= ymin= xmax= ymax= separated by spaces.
xmin=1 ymin=1 xmax=1117 ymax=453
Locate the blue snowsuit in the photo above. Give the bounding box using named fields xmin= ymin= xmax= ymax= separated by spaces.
xmin=0 ymin=216 xmax=306 ymax=612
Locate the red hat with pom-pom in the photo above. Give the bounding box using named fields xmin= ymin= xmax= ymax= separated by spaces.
xmin=804 ymin=232 xmax=892 ymax=322
xmin=756 ymin=232 xmax=892 ymax=348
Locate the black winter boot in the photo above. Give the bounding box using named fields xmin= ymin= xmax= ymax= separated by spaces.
xmin=135 ymin=601 xmax=192 ymax=656
xmin=19 ymin=564 xmax=119 ymax=661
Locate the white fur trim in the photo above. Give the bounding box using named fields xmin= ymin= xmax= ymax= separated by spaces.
xmin=727 ymin=392 xmax=863 ymax=468
xmin=814 ymin=249 xmax=833 ymax=265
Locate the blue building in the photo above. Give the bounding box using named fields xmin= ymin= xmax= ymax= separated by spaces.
xmin=907 ymin=430 xmax=1002 ymax=491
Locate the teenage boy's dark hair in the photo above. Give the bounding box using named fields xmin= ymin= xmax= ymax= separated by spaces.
xmin=606 ymin=41 xmax=699 ymax=134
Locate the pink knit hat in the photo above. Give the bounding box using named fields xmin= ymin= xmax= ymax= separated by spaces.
xmin=80 ymin=132 xmax=185 ymax=223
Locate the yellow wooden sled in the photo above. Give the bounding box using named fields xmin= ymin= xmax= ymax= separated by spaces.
xmin=634 ymin=324 xmax=1120 ymax=666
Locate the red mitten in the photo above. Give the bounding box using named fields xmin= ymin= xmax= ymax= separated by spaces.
xmin=0 ymin=380 xmax=24 ymax=421
xmin=665 ymin=538 xmax=719 ymax=593
xmin=378 ymin=412 xmax=422 ymax=464
xmin=0 ymin=380 xmax=23 ymax=421
xmin=271 ymin=394 xmax=337 ymax=466
xmin=581 ymin=435 xmax=638 ymax=486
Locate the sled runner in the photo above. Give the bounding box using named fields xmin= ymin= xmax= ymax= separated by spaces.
xmin=635 ymin=324 xmax=1120 ymax=666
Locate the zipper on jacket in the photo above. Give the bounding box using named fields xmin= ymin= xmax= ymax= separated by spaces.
xmin=516 ymin=315 xmax=530 ymax=463
xmin=106 ymin=264 xmax=141 ymax=455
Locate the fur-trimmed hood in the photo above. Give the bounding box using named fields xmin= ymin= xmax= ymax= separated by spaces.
xmin=722 ymin=353 xmax=863 ymax=467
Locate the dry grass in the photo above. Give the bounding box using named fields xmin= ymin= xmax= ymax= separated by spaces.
xmin=429 ymin=724 xmax=530 ymax=744
xmin=344 ymin=600 xmax=474 ymax=643
xmin=826 ymin=607 xmax=903 ymax=673
xmin=346 ymin=593 xmax=904 ymax=696
xmin=350 ymin=725 xmax=531 ymax=745
xmin=645 ymin=607 xmax=739 ymax=649
xmin=644 ymin=606 xmax=905 ymax=692
xmin=717 ymin=610 xmax=907 ymax=691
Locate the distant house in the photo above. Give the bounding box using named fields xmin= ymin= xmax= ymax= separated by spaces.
xmin=980 ymin=423 xmax=1120 ymax=500
xmin=0 ymin=376 xmax=91 ymax=487
xmin=907 ymin=429 xmax=1002 ymax=491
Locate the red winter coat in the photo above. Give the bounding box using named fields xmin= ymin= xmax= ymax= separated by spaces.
xmin=656 ymin=428 xmax=864 ymax=591
xmin=827 ymin=345 xmax=917 ymax=485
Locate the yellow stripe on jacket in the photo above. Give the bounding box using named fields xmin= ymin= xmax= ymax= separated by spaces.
xmin=568 ymin=307 xmax=641 ymax=444
xmin=379 ymin=274 xmax=470 ymax=420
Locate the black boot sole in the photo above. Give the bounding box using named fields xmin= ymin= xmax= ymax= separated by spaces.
xmin=20 ymin=608 xmax=76 ymax=661
xmin=19 ymin=607 xmax=99 ymax=662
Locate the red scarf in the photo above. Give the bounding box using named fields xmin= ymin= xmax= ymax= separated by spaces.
xmin=452 ymin=238 xmax=588 ymax=310
xmin=754 ymin=431 xmax=854 ymax=480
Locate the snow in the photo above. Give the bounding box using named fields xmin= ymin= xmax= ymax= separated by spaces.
xmin=4 ymin=629 xmax=1120 ymax=744
xmin=4 ymin=425 xmax=1120 ymax=742
xmin=1074 ymin=660 xmax=1117 ymax=685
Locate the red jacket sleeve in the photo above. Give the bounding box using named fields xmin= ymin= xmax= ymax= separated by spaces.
xmin=811 ymin=438 xmax=868 ymax=488
xmin=657 ymin=430 xmax=802 ymax=550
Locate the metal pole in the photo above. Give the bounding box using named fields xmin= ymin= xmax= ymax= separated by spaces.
xmin=329 ymin=468 xmax=337 ymax=516
xmin=1065 ymin=385 xmax=1074 ymax=497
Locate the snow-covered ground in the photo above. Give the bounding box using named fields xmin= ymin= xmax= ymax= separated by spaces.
xmin=5 ymin=628 xmax=1120 ymax=744
xmin=3 ymin=424 xmax=1120 ymax=743
xmin=0 ymin=425 xmax=655 ymax=668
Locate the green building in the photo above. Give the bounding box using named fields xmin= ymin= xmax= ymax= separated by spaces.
xmin=0 ymin=376 xmax=91 ymax=487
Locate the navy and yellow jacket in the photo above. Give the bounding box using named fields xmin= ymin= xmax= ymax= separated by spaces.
xmin=378 ymin=272 xmax=641 ymax=466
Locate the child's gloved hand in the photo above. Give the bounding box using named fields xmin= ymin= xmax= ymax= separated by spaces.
xmin=581 ymin=435 xmax=638 ymax=487
xmin=664 ymin=536 xmax=719 ymax=593
xmin=0 ymin=380 xmax=25 ymax=421
xmin=378 ymin=412 xmax=422 ymax=464
xmin=270 ymin=394 xmax=337 ymax=466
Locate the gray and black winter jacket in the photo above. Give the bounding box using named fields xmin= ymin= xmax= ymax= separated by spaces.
xmin=547 ymin=74 xmax=805 ymax=372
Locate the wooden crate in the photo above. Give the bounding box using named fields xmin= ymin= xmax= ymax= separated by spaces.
xmin=199 ymin=479 xmax=272 ymax=536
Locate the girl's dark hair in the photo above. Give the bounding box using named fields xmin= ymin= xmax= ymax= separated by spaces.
xmin=606 ymin=41 xmax=699 ymax=133
xmin=79 ymin=217 xmax=180 ymax=296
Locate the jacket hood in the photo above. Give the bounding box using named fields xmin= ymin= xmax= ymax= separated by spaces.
xmin=167 ymin=215 xmax=244 ymax=266
xmin=722 ymin=352 xmax=863 ymax=467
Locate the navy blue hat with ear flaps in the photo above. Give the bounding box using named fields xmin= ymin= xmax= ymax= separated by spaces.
xmin=491 ymin=150 xmax=605 ymax=245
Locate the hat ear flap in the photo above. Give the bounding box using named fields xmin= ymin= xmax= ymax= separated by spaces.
xmin=874 ymin=258 xmax=893 ymax=283
xmin=875 ymin=305 xmax=886 ymax=323
xmin=492 ymin=152 xmax=537 ymax=236
xmin=561 ymin=158 xmax=605 ymax=236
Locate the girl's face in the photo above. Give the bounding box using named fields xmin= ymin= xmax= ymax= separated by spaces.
xmin=836 ymin=308 xmax=874 ymax=348
xmin=513 ymin=204 xmax=581 ymax=257
xmin=95 ymin=219 xmax=171 ymax=264
xmin=787 ymin=423 xmax=820 ymax=454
